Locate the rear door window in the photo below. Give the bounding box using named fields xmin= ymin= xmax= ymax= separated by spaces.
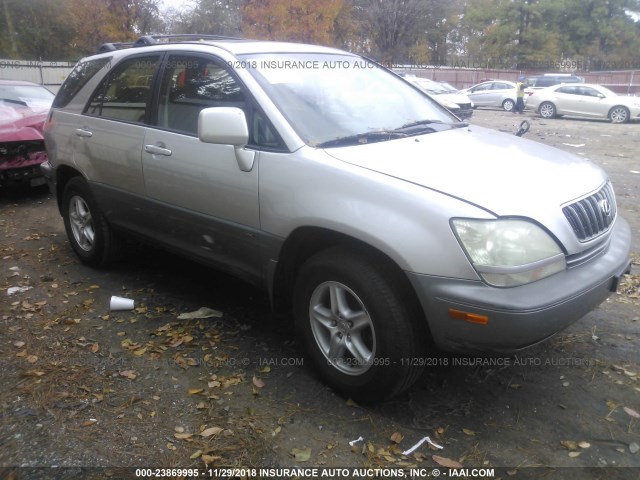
xmin=85 ymin=55 xmax=161 ymax=124
xmin=53 ymin=57 xmax=111 ymax=108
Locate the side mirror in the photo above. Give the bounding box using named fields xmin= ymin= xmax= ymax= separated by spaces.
xmin=198 ymin=107 xmax=248 ymax=146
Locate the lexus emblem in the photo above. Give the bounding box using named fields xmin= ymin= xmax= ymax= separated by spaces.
xmin=599 ymin=199 xmax=612 ymax=216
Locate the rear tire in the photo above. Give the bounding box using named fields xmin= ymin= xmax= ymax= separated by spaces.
xmin=293 ymin=247 xmax=426 ymax=401
xmin=502 ymin=99 xmax=515 ymax=112
xmin=62 ymin=177 xmax=120 ymax=267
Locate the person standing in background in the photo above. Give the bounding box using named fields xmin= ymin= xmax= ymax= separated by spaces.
xmin=514 ymin=76 xmax=526 ymax=114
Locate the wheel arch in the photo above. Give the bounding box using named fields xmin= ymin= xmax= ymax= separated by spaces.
xmin=270 ymin=226 xmax=428 ymax=330
xmin=54 ymin=165 xmax=85 ymax=215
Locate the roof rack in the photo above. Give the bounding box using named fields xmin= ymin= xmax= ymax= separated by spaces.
xmin=97 ymin=34 xmax=244 ymax=54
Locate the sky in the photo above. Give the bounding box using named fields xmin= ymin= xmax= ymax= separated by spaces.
xmin=160 ymin=0 xmax=194 ymax=12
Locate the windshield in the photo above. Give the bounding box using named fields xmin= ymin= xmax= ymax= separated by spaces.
xmin=410 ymin=78 xmax=449 ymax=95
xmin=242 ymin=53 xmax=456 ymax=146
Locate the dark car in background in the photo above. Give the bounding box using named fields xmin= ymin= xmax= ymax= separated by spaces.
xmin=0 ymin=80 xmax=54 ymax=189
xmin=526 ymin=74 xmax=584 ymax=90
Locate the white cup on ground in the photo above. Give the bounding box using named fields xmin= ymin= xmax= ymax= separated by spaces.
xmin=110 ymin=296 xmax=135 ymax=311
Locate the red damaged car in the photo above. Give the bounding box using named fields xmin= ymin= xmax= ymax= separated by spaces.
xmin=0 ymin=80 xmax=54 ymax=189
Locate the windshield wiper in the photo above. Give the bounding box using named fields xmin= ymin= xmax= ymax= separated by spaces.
xmin=396 ymin=119 xmax=468 ymax=134
xmin=317 ymin=130 xmax=407 ymax=148
xmin=0 ymin=98 xmax=28 ymax=107
xmin=399 ymin=119 xmax=443 ymax=129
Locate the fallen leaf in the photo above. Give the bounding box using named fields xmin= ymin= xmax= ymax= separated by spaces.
xmin=630 ymin=442 xmax=639 ymax=454
xmin=177 ymin=307 xmax=223 ymax=320
xmin=167 ymin=443 xmax=176 ymax=451
xmin=432 ymin=455 xmax=463 ymax=468
xmin=390 ymin=432 xmax=403 ymax=444
xmin=188 ymin=388 xmax=204 ymax=395
xmin=259 ymin=365 xmax=271 ymax=373
xmin=346 ymin=398 xmax=359 ymax=407
xmin=201 ymin=454 xmax=220 ymax=465
xmin=190 ymin=450 xmax=202 ymax=460
xmin=175 ymin=433 xmax=193 ymax=440
xmin=90 ymin=343 xmax=100 ymax=353
xmin=119 ymin=370 xmax=137 ymax=380
xmin=133 ymin=347 xmax=147 ymax=356
xmin=81 ymin=419 xmax=97 ymax=427
xmin=26 ymin=355 xmax=38 ymax=364
xmin=568 ymin=451 xmax=581 ymax=458
xmin=462 ymin=428 xmax=476 ymax=436
xmin=13 ymin=341 xmax=25 ymax=348
xmin=561 ymin=440 xmax=578 ymax=450
xmin=290 ymin=447 xmax=312 ymax=462
xmin=200 ymin=426 xmax=223 ymax=437
xmin=578 ymin=441 xmax=591 ymax=449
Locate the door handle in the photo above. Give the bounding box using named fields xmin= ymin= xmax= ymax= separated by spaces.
xmin=144 ymin=144 xmax=172 ymax=156
xmin=75 ymin=128 xmax=93 ymax=138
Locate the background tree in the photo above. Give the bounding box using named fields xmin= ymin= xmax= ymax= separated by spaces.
xmin=0 ymin=0 xmax=75 ymax=59
xmin=69 ymin=0 xmax=164 ymax=56
xmin=171 ymin=0 xmax=243 ymax=36
xmin=2 ymin=0 xmax=640 ymax=69
xmin=242 ymin=0 xmax=344 ymax=45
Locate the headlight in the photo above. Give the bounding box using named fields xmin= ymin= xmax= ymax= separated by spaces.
xmin=452 ymin=219 xmax=566 ymax=287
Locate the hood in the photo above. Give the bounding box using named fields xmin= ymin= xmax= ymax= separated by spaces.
xmin=435 ymin=92 xmax=472 ymax=105
xmin=323 ymin=125 xmax=606 ymax=217
xmin=0 ymin=105 xmax=48 ymax=142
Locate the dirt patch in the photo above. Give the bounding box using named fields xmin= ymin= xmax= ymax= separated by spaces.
xmin=2 ymin=109 xmax=639 ymax=478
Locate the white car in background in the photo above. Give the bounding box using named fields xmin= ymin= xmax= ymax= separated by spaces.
xmin=460 ymin=80 xmax=522 ymax=112
xmin=402 ymin=75 xmax=473 ymax=119
xmin=527 ymin=83 xmax=640 ymax=123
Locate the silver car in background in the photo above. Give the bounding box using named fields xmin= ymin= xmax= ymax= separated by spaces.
xmin=42 ymin=35 xmax=631 ymax=401
xmin=460 ymin=80 xmax=523 ymax=111
xmin=527 ymin=83 xmax=640 ymax=123
xmin=402 ymin=75 xmax=473 ymax=119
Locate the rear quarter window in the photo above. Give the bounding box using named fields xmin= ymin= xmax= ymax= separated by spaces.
xmin=53 ymin=57 xmax=111 ymax=108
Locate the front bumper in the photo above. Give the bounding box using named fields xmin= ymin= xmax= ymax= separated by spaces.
xmin=407 ymin=218 xmax=632 ymax=353
xmin=40 ymin=160 xmax=56 ymax=194
xmin=0 ymin=151 xmax=48 ymax=188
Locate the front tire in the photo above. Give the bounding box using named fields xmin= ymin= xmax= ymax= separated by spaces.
xmin=62 ymin=177 xmax=120 ymax=267
xmin=539 ymin=102 xmax=556 ymax=119
xmin=609 ymin=106 xmax=629 ymax=124
xmin=293 ymin=247 xmax=426 ymax=401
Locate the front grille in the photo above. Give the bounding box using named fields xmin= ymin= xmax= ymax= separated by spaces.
xmin=563 ymin=183 xmax=616 ymax=242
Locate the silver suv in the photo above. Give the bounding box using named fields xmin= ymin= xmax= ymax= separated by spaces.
xmin=42 ymin=35 xmax=631 ymax=401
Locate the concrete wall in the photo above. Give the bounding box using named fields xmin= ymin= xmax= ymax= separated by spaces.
xmin=0 ymin=59 xmax=76 ymax=93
